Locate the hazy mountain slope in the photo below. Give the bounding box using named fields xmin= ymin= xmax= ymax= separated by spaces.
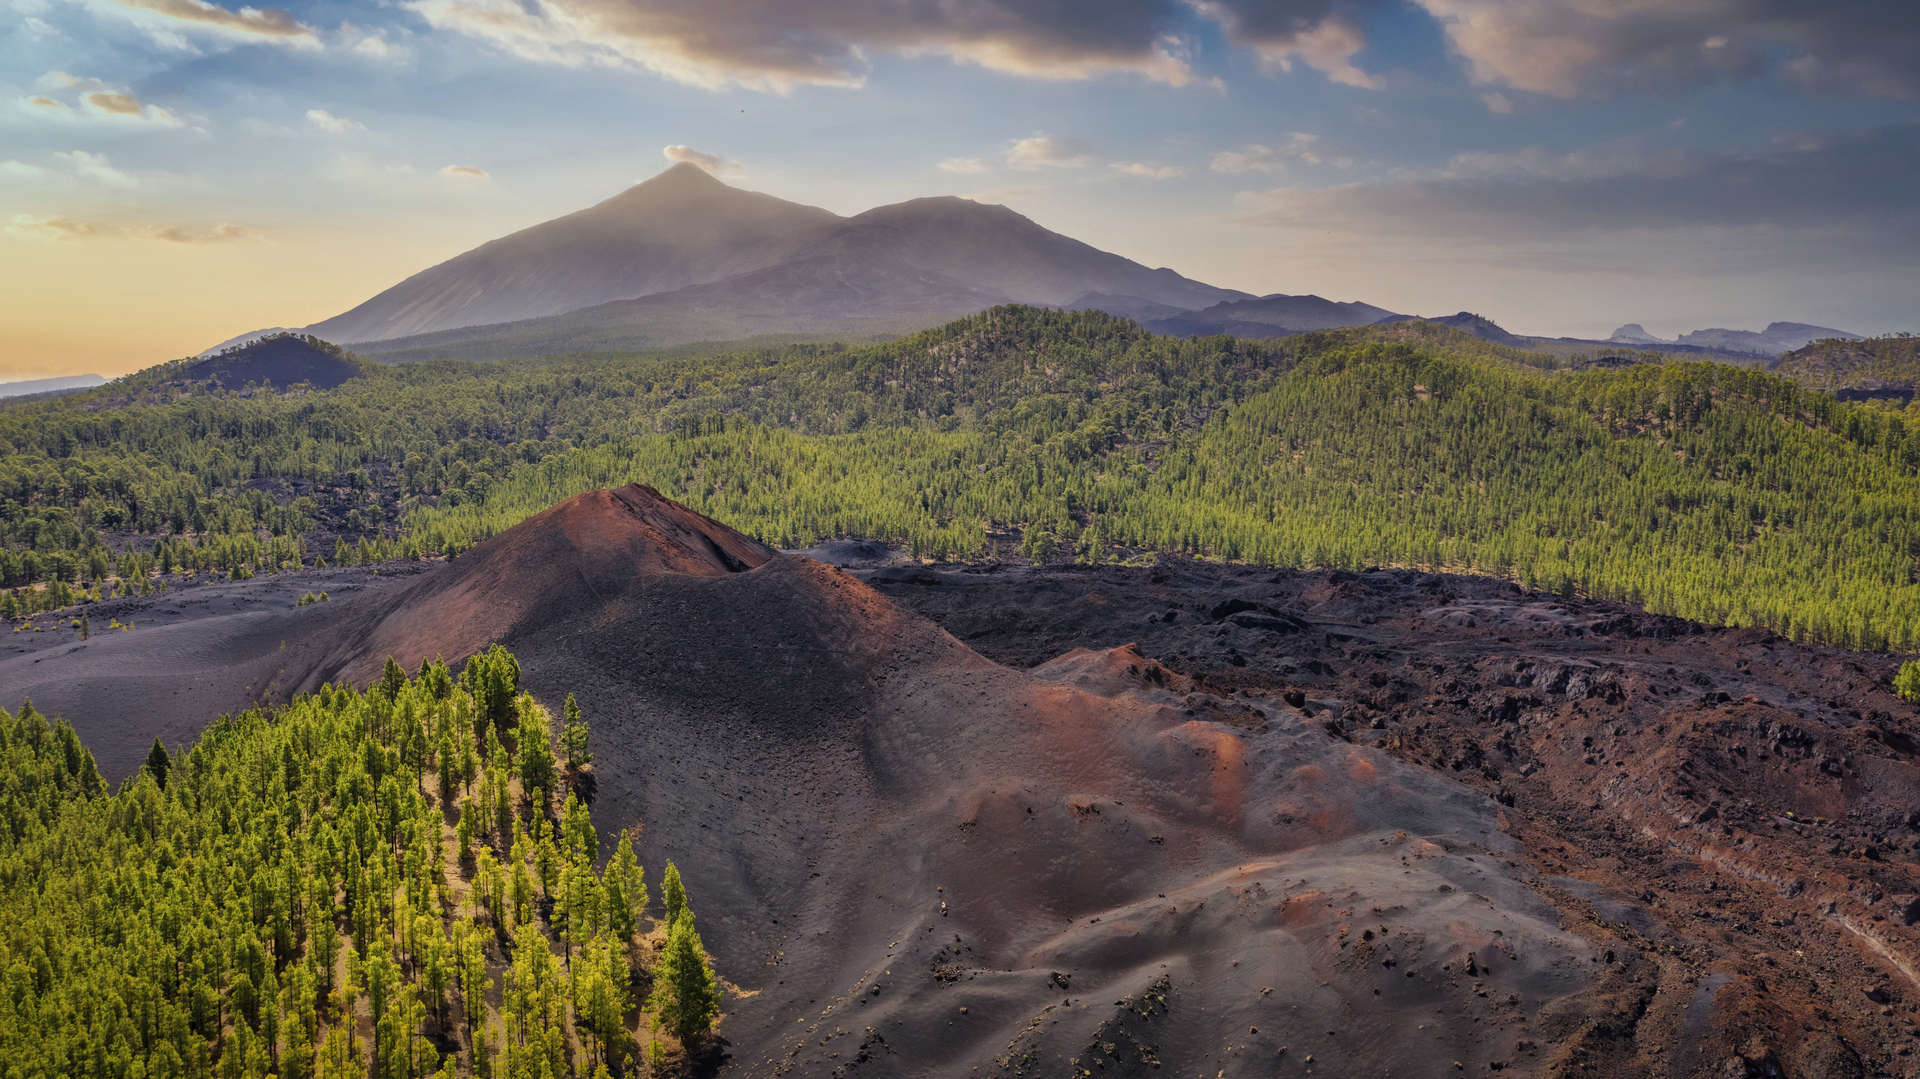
xmin=307 ymin=163 xmax=842 ymax=342
xmin=819 ymin=196 xmax=1248 ymax=310
xmin=1150 ymin=292 xmax=1399 ymax=337
xmin=1063 ymin=291 xmax=1192 ymax=322
xmin=356 ymin=250 xmax=1010 ymax=361
xmin=1674 ymin=321 xmax=1860 ymax=355
xmin=0 ymin=374 xmax=104 ymax=399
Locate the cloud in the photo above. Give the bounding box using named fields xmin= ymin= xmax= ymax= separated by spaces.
xmin=1232 ymin=125 xmax=1920 ymax=246
xmin=402 ymin=0 xmax=1392 ymax=93
xmin=439 ymin=164 xmax=489 ymax=179
xmin=306 ymin=108 xmax=366 ymax=134
xmin=661 ymin=144 xmax=739 ymax=174
xmin=85 ymin=91 xmax=142 ymax=115
xmin=1210 ymin=133 xmax=1350 ymax=174
xmin=10 ymin=214 xmax=255 ymax=242
xmin=1190 ymin=1 xmax=1384 ymax=89
xmin=1110 ymin=161 xmax=1185 ymax=179
xmin=88 ymin=91 xmax=182 ymax=125
xmin=1411 ymin=0 xmax=1920 ymax=100
xmin=99 ymin=0 xmax=318 ymax=45
xmin=1006 ymin=134 xmax=1091 ymax=170
xmin=28 ymin=96 xmax=65 ymax=109
xmin=937 ymin=156 xmax=989 ymax=174
xmin=337 ymin=22 xmax=410 ymax=61
xmin=53 ymin=150 xmax=137 ymax=187
xmin=0 ymin=160 xmax=47 ymax=179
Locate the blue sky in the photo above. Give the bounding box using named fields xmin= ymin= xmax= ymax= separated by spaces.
xmin=2 ymin=0 xmax=1916 ymax=376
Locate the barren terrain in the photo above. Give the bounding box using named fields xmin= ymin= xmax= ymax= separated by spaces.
xmin=3 ymin=489 xmax=1916 ymax=1077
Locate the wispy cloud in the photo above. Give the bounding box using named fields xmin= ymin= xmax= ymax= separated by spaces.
xmin=53 ymin=150 xmax=138 ymax=187
xmin=10 ymin=214 xmax=256 ymax=242
xmin=1006 ymin=134 xmax=1090 ymax=170
xmin=1210 ymin=133 xmax=1351 ymax=174
xmin=1109 ymin=161 xmax=1185 ymax=179
xmin=937 ymin=156 xmax=988 ymax=174
xmin=661 ymin=144 xmax=739 ymax=175
xmin=306 ymin=108 xmax=366 ymax=134
xmin=439 ymin=164 xmax=489 ymax=180
xmin=97 ymin=0 xmax=319 ymax=46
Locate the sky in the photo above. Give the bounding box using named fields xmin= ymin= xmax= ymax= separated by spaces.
xmin=2 ymin=0 xmax=1917 ymax=379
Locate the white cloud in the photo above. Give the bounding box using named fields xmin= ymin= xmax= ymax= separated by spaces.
xmin=937 ymin=156 xmax=988 ymax=174
xmin=1210 ymin=133 xmax=1351 ymax=175
xmin=306 ymin=108 xmax=366 ymax=134
xmin=661 ymin=144 xmax=739 ymax=174
xmin=337 ymin=22 xmax=409 ymax=61
xmin=439 ymin=164 xmax=489 ymax=180
xmin=1006 ymin=134 xmax=1091 ymax=170
xmin=1109 ymin=161 xmax=1185 ymax=179
xmin=53 ymin=150 xmax=137 ymax=187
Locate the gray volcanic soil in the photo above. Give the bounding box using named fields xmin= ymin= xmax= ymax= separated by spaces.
xmin=4 ymin=495 xmax=1917 ymax=1077
xmin=0 ymin=562 xmax=425 ymax=777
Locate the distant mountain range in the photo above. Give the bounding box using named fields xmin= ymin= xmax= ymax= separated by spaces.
xmin=204 ymin=163 xmax=1878 ymax=362
xmin=303 ymin=163 xmax=1257 ymax=357
xmin=256 ymin=164 xmax=1518 ymax=360
xmin=1608 ymin=321 xmax=1861 ymax=357
xmin=0 ymin=374 xmax=105 ymax=400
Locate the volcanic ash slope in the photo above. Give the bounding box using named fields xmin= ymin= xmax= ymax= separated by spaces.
xmin=324 ymin=485 xmax=1621 ymax=1075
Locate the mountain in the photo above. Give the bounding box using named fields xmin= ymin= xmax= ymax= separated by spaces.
xmin=0 ymin=373 xmax=104 ymax=399
xmin=1674 ymin=321 xmax=1861 ymax=356
xmin=1147 ymin=292 xmax=1400 ymax=338
xmin=308 ymin=163 xmax=843 ymax=343
xmin=305 ymin=165 xmax=1247 ymax=355
xmin=1607 ymin=322 xmax=1665 ymax=345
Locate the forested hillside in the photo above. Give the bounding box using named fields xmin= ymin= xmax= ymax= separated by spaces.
xmin=0 ymin=647 xmax=721 ymax=1077
xmin=1774 ymin=334 xmax=1920 ymax=405
xmin=4 ymin=307 xmax=1919 ymax=649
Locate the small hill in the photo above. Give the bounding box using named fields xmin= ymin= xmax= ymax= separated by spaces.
xmin=177 ymin=333 xmax=365 ymax=390
xmin=1149 ymin=292 xmax=1399 ymax=337
xmin=1775 ymin=334 xmax=1920 ymax=402
xmin=1607 ymin=322 xmax=1665 ymax=345
xmin=1378 ymin=310 xmax=1523 ymax=345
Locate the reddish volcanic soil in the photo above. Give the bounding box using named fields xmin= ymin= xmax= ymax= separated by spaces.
xmin=4 ymin=486 xmax=1918 ymax=1077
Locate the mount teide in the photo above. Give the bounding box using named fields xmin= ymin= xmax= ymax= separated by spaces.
xmin=300 ymin=163 xmax=1251 ymax=354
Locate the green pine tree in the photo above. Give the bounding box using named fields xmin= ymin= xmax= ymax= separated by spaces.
xmin=652 ymin=914 xmax=720 ymax=1048
xmin=661 ymin=860 xmax=688 ymax=930
xmin=144 ymin=738 xmax=171 ymax=789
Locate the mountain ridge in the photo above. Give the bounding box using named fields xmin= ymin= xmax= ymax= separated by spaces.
xmin=306 ymin=165 xmax=1245 ymax=351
